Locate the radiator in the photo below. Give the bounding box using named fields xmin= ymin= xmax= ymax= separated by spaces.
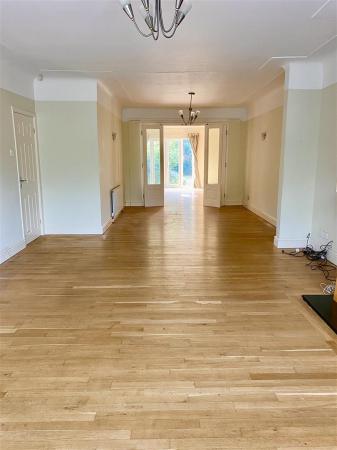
xmin=111 ymin=185 xmax=123 ymax=221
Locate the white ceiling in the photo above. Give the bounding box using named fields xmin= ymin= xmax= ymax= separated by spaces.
xmin=1 ymin=0 xmax=336 ymax=107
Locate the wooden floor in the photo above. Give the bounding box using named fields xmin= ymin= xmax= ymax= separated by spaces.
xmin=1 ymin=190 xmax=336 ymax=449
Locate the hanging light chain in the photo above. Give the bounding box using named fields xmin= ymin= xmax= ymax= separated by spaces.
xmin=119 ymin=0 xmax=192 ymax=40
xmin=179 ymin=92 xmax=200 ymax=126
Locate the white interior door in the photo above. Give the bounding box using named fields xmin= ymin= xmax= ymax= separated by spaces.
xmin=13 ymin=112 xmax=41 ymax=243
xmin=143 ymin=125 xmax=164 ymax=207
xmin=204 ymin=123 xmax=224 ymax=208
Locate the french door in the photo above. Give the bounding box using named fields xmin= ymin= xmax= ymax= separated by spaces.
xmin=204 ymin=123 xmax=225 ymax=208
xmin=165 ymin=138 xmax=194 ymax=188
xmin=142 ymin=125 xmax=164 ymax=207
xmin=13 ymin=111 xmax=42 ymax=243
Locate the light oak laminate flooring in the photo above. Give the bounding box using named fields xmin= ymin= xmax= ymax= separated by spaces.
xmin=0 ymin=190 xmax=336 ymax=449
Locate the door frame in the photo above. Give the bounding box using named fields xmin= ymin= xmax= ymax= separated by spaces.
xmin=11 ymin=107 xmax=44 ymax=241
xmin=141 ymin=123 xmax=164 ymax=207
xmin=203 ymin=122 xmax=228 ymax=208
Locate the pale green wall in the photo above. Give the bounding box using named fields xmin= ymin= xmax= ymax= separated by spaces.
xmin=277 ymin=89 xmax=322 ymax=243
xmin=311 ymin=83 xmax=337 ymax=263
xmin=0 ymin=88 xmax=35 ymax=261
xmin=36 ymin=101 xmax=102 ymax=234
xmin=123 ymin=121 xmax=144 ymax=206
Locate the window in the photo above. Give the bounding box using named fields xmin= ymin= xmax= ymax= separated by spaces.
xmin=146 ymin=129 xmax=161 ymax=185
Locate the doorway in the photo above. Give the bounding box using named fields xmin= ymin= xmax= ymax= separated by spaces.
xmin=163 ymin=125 xmax=205 ymax=206
xmin=13 ymin=110 xmax=42 ymax=244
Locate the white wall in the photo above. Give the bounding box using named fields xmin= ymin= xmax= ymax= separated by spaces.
xmin=275 ymin=47 xmax=337 ymax=264
xmin=0 ymin=55 xmax=36 ymax=263
xmin=35 ymin=77 xmax=103 ymax=234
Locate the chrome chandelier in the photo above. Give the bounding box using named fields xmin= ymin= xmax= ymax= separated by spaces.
xmin=119 ymin=0 xmax=192 ymax=40
xmin=179 ymin=92 xmax=200 ymax=125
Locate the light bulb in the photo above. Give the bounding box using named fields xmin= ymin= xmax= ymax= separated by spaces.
xmin=180 ymin=0 xmax=192 ymax=16
xmin=175 ymin=0 xmax=192 ymax=25
xmin=119 ymin=0 xmax=134 ymax=20
xmin=139 ymin=3 xmax=154 ymax=29
xmin=139 ymin=3 xmax=148 ymax=18
xmin=141 ymin=0 xmax=150 ymax=9
xmin=179 ymin=110 xmax=184 ymax=116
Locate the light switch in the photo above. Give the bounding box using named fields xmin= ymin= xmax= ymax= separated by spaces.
xmin=9 ymin=149 xmax=15 ymax=157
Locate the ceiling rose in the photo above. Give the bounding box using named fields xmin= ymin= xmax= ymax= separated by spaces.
xmin=119 ymin=0 xmax=192 ymax=40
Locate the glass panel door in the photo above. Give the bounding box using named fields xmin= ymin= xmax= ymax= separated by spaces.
xmin=182 ymin=139 xmax=194 ymax=188
xmin=207 ymin=128 xmax=220 ymax=185
xmin=167 ymin=139 xmax=180 ymax=187
xmin=204 ymin=124 xmax=223 ymax=208
xmin=165 ymin=138 xmax=194 ymax=189
xmin=146 ymin=128 xmax=161 ymax=185
xmin=143 ymin=125 xmax=164 ymax=207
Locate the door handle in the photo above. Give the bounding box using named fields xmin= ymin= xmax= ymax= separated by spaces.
xmin=20 ymin=179 xmax=28 ymax=183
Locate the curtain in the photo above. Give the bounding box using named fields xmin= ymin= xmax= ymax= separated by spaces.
xmin=188 ymin=133 xmax=202 ymax=188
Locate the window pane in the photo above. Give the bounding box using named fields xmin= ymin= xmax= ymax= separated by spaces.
xmin=168 ymin=140 xmax=180 ymax=186
xmin=146 ymin=129 xmax=161 ymax=185
xmin=183 ymin=139 xmax=193 ymax=188
xmin=207 ymin=128 xmax=220 ymax=185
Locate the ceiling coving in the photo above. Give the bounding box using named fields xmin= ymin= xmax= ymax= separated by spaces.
xmin=119 ymin=0 xmax=192 ymax=40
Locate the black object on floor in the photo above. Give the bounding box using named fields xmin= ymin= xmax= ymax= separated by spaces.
xmin=302 ymin=294 xmax=337 ymax=333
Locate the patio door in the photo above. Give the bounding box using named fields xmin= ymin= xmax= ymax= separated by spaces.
xmin=143 ymin=125 xmax=164 ymax=207
xmin=204 ymin=123 xmax=224 ymax=208
xmin=165 ymin=138 xmax=194 ymax=188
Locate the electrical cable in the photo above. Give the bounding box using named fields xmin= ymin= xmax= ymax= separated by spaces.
xmin=282 ymin=234 xmax=336 ymax=292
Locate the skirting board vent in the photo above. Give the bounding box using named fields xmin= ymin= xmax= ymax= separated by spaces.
xmin=111 ymin=185 xmax=123 ymax=221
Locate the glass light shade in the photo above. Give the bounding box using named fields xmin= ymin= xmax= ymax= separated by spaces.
xmin=180 ymin=0 xmax=192 ymax=16
xmin=139 ymin=2 xmax=153 ymax=18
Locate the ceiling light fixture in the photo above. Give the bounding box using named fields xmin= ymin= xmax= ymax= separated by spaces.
xmin=119 ymin=0 xmax=192 ymax=40
xmin=179 ymin=92 xmax=200 ymax=125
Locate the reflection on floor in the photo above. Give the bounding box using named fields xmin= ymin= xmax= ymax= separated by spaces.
xmin=164 ymin=187 xmax=203 ymax=211
xmin=0 ymin=194 xmax=336 ymax=449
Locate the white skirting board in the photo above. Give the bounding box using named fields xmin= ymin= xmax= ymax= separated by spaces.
xmin=0 ymin=240 xmax=26 ymax=264
xmin=244 ymin=203 xmax=277 ymax=226
xmin=274 ymin=236 xmax=308 ymax=249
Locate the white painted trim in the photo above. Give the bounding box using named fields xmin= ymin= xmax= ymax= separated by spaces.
xmin=34 ymin=77 xmax=98 ymax=102
xmin=245 ymin=204 xmax=277 ymax=226
xmin=0 ymin=240 xmax=26 ymax=264
xmin=112 ymin=208 xmax=123 ymax=222
xmin=224 ymin=200 xmax=243 ymax=206
xmin=284 ymin=62 xmax=323 ymax=90
xmin=102 ymin=218 xmax=113 ymax=233
xmin=123 ymin=107 xmax=247 ymax=122
xmin=327 ymin=248 xmax=337 ymax=266
xmin=0 ymin=59 xmax=35 ymax=100
xmin=274 ymin=236 xmax=308 ymax=249
xmin=125 ymin=201 xmax=145 ymax=207
xmin=247 ymin=86 xmax=284 ymax=120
